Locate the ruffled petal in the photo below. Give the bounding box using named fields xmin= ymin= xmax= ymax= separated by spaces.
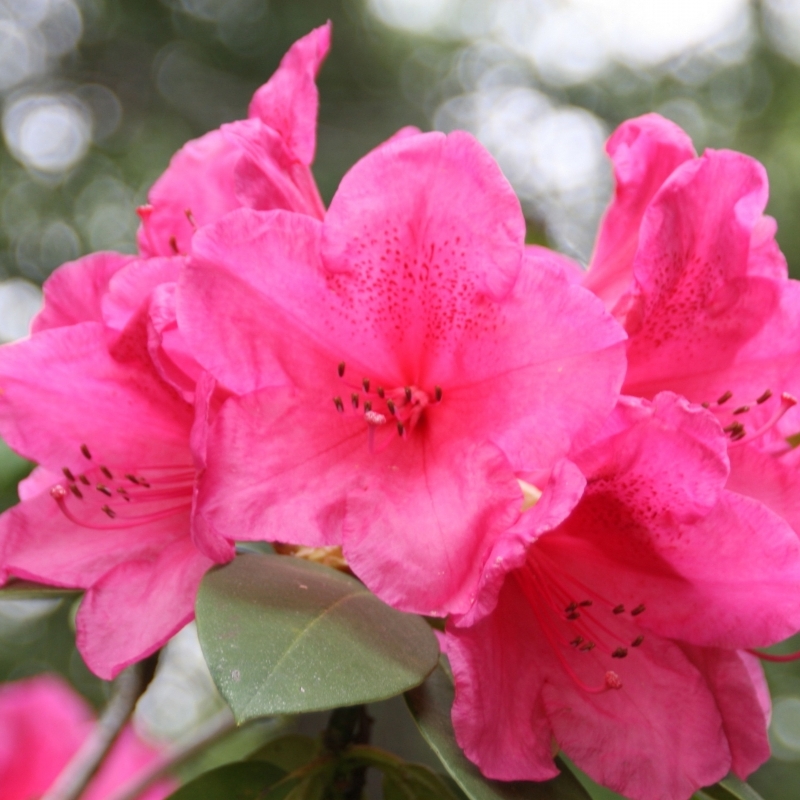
xmin=76 ymin=537 xmax=214 ymax=679
xmin=583 ymin=113 xmax=695 ymax=310
xmin=247 ymin=22 xmax=331 ymax=165
xmin=32 ymin=252 xmax=135 ymax=333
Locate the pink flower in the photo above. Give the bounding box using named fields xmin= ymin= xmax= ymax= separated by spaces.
xmin=0 ymin=674 xmax=173 ymax=800
xmin=0 ymin=251 xmax=232 ymax=679
xmin=136 ymin=24 xmax=330 ymax=258
xmin=581 ymin=114 xmax=800 ymax=532
xmin=179 ymin=129 xmax=627 ymax=616
xmin=445 ymin=393 xmax=800 ymax=800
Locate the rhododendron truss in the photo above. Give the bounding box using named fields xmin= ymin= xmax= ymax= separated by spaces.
xmin=0 ymin=674 xmax=173 ymax=800
xmin=581 ymin=113 xmax=800 ymax=538
xmin=179 ymin=128 xmax=628 ymax=617
xmin=0 ymin=250 xmax=233 ymax=680
xmin=445 ymin=393 xmax=800 ymax=800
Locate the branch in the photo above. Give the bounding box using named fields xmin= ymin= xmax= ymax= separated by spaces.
xmin=42 ymin=654 xmax=159 ymax=800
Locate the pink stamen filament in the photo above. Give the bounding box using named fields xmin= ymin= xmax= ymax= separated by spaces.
xmin=52 ymin=491 xmax=189 ymax=531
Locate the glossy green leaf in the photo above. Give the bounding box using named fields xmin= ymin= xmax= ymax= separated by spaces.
xmin=700 ymin=776 xmax=765 ymax=800
xmin=250 ymin=734 xmax=320 ymax=772
xmin=196 ymin=554 xmax=440 ymax=719
xmin=166 ymin=762 xmax=286 ymax=800
xmin=405 ymin=663 xmax=591 ymax=800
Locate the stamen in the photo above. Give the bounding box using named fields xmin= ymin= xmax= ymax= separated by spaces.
xmin=362 ymin=378 xmax=370 ymax=393
xmin=79 ymin=475 xmax=90 ymax=486
xmin=338 ymin=362 xmax=346 ymax=378
xmin=101 ymin=505 xmax=116 ymax=518
xmin=435 ymin=385 xmax=442 ymax=402
xmin=729 ymin=393 xmax=798 ymax=448
xmin=566 ymin=611 xmax=580 ymax=620
xmin=96 ymin=484 xmax=112 ymax=497
xmin=631 ymin=604 xmax=646 ymax=616
xmin=733 ymin=405 xmax=750 ymax=415
xmin=377 ymin=387 xmax=385 ymax=398
xmin=69 ymin=485 xmax=83 ymax=499
xmin=62 ymin=467 xmax=76 ymax=482
xmin=351 ymin=393 xmax=359 ymax=410
xmin=701 ymin=402 xmax=710 ymax=408
xmin=397 ymin=422 xmax=405 ymax=437
xmin=404 ymin=387 xmax=412 ymax=402
xmin=185 ymin=208 xmax=197 ymax=229
xmin=80 ymin=444 xmax=92 ymax=460
xmin=570 ymin=637 xmax=584 ymax=647
xmin=100 ymin=466 xmax=113 ymax=480
xmin=612 ymin=647 xmax=628 ymax=658
xmin=748 ymin=648 xmax=800 ymax=663
xmin=717 ymin=390 xmax=733 ymax=405
xmin=169 ymin=236 xmax=179 ymax=255
xmin=757 ymin=389 xmax=773 ymax=405
xmin=632 ymin=635 xmax=644 ymax=647
xmin=613 ymin=605 xmax=625 ymax=615
xmin=387 ymin=400 xmax=396 ymax=416
xmin=364 ymin=401 xmax=372 ymax=413
xmin=333 ymin=397 xmax=344 ymax=413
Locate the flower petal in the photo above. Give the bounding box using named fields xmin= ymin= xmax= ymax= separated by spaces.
xmin=247 ymin=22 xmax=331 ymax=165
xmin=32 ymin=252 xmax=135 ymax=333
xmin=76 ymin=537 xmax=214 ymax=679
xmin=583 ymin=114 xmax=695 ymax=310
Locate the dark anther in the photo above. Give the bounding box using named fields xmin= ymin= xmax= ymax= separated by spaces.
xmin=337 ymin=362 xmax=346 ymax=378
xmin=731 ymin=428 xmax=747 ymax=441
xmin=101 ymin=505 xmax=116 ymax=518
xmin=387 ymin=400 xmax=396 ymax=415
xmin=632 ymin=635 xmax=644 ymax=647
xmin=69 ymin=485 xmax=83 ymax=499
xmin=570 ymin=637 xmax=584 ymax=647
xmin=701 ymin=402 xmax=710 ymax=408
xmin=613 ymin=604 xmax=625 ymax=615
xmin=96 ymin=484 xmax=112 ymax=497
xmin=117 ymin=488 xmax=131 ymax=502
xmin=631 ymin=604 xmax=646 ymax=616
xmin=362 ymin=378 xmax=370 ymax=393
xmin=397 ymin=422 xmax=405 ymax=437
xmin=435 ymin=385 xmax=443 ymax=402
xmin=62 ymin=467 xmax=76 ymax=482
xmin=100 ymin=466 xmax=113 ymax=480
xmin=565 ymin=602 xmax=578 ymax=613
xmin=757 ymin=389 xmax=773 ymax=405
xmin=333 ymin=397 xmax=344 ymax=413
xmin=579 ymin=642 xmax=595 ymax=651
xmin=169 ymin=236 xmax=179 ymax=255
xmin=126 ymin=474 xmax=141 ymax=484
xmin=579 ymin=600 xmax=593 ymax=607
xmin=716 ymin=391 xmax=733 ymax=405
xmin=733 ymin=405 xmax=750 ymax=415
xmin=723 ymin=422 xmax=744 ymax=435
xmin=612 ymin=647 xmax=628 ymax=659
xmin=79 ymin=475 xmax=90 ymax=486
xmin=404 ymin=387 xmax=412 ymax=402
xmin=80 ymin=444 xmax=92 ymax=460
xmin=566 ymin=611 xmax=580 ymax=620
xmin=351 ymin=393 xmax=359 ymax=409
xmin=364 ymin=401 xmax=372 ymax=413
xmin=377 ymin=387 xmax=385 ymax=398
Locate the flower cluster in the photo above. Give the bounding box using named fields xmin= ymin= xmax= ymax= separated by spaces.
xmin=1 ymin=24 xmax=800 ymax=800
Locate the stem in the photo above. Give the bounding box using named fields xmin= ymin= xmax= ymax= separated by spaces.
xmin=42 ymin=654 xmax=159 ymax=800
xmin=103 ymin=706 xmax=236 ymax=800
xmin=322 ymin=706 xmax=373 ymax=800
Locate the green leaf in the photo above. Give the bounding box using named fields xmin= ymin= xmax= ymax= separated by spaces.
xmin=383 ymin=762 xmax=463 ymax=800
xmin=405 ymin=663 xmax=592 ymax=800
xmin=249 ymin=734 xmax=320 ymax=772
xmin=700 ymin=776 xmax=765 ymax=800
xmin=166 ymin=762 xmax=286 ymax=800
xmin=196 ymin=554 xmax=440 ymax=720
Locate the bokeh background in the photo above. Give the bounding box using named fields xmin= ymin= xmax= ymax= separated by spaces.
xmin=2 ymin=1 xmax=800 ymax=798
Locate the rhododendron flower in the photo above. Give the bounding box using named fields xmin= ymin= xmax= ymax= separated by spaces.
xmin=0 ymin=251 xmax=233 ymax=679
xmin=581 ymin=113 xmax=800 ymax=533
xmin=137 ymin=23 xmax=330 ymax=258
xmin=180 ymin=129 xmax=627 ymax=616
xmin=0 ymin=674 xmax=173 ymax=800
xmin=445 ymin=393 xmax=800 ymax=800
